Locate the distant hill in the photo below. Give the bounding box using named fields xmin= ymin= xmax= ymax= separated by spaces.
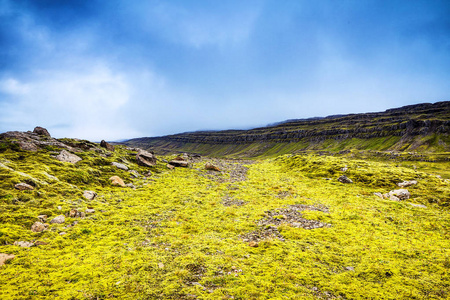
xmin=123 ymin=101 xmax=450 ymax=157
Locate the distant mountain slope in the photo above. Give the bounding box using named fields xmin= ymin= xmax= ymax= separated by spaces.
xmin=123 ymin=101 xmax=450 ymax=157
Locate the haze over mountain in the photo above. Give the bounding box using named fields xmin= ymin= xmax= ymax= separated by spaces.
xmin=1 ymin=0 xmax=450 ymax=140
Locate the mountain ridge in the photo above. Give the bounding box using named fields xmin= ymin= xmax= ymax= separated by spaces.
xmin=123 ymin=101 xmax=450 ymax=157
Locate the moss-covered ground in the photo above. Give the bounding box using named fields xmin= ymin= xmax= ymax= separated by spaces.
xmin=0 ymin=144 xmax=449 ymax=299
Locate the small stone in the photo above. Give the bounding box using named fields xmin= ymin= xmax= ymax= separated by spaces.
xmin=14 ymin=183 xmax=34 ymax=190
xmin=83 ymin=190 xmax=97 ymax=200
xmin=57 ymin=206 xmax=62 ymax=210
xmin=167 ymin=164 xmax=175 ymax=170
xmin=14 ymin=241 xmax=34 ymax=247
xmin=85 ymin=209 xmax=95 ymax=214
xmin=34 ymin=241 xmax=49 ymax=246
xmin=389 ymin=189 xmax=410 ymax=200
xmin=397 ymin=180 xmax=418 ymax=188
xmin=50 ymin=215 xmax=65 ymax=224
xmin=31 ymin=221 xmax=48 ymax=232
xmin=249 ymin=241 xmax=259 ymax=247
xmin=409 ymin=203 xmax=427 ymax=208
xmin=158 ymin=262 xmax=164 ymax=269
xmin=373 ymin=192 xmax=384 ymax=199
xmin=169 ymin=160 xmax=189 ymax=167
xmin=338 ymin=175 xmax=353 ymax=184
xmin=126 ymin=183 xmax=135 ymax=189
xmin=59 ymin=232 xmax=67 ymax=236
xmin=109 ymin=176 xmax=126 ymax=187
xmin=344 ymin=266 xmax=355 ymax=271
xmin=38 ymin=215 xmax=48 ymax=222
xmin=129 ymin=170 xmax=140 ymax=178
xmin=205 ymin=163 xmax=220 ymax=171
xmin=0 ymin=253 xmax=15 ymax=266
xmin=112 ymin=162 xmax=128 ymax=170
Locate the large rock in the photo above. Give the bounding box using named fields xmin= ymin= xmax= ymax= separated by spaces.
xmin=389 ymin=189 xmax=410 ymax=201
xmin=136 ymin=149 xmax=156 ymax=167
xmin=33 ymin=126 xmax=51 ymax=137
xmin=31 ymin=222 xmax=48 ymax=232
xmin=56 ymin=150 xmax=82 ymax=164
xmin=112 ymin=162 xmax=128 ymax=171
xmin=50 ymin=215 xmax=65 ymax=224
xmin=83 ymin=190 xmax=97 ymax=200
xmin=0 ymin=130 xmax=74 ymax=152
xmin=338 ymin=175 xmax=353 ymax=184
xmin=397 ymin=180 xmax=418 ymax=188
xmin=0 ymin=253 xmax=15 ymax=266
xmin=100 ymin=140 xmax=115 ymax=152
xmin=109 ymin=176 xmax=126 ymax=187
xmin=14 ymin=182 xmax=34 ymax=190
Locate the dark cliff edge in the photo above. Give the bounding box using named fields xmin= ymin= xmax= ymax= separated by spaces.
xmin=122 ymin=101 xmax=450 ymax=157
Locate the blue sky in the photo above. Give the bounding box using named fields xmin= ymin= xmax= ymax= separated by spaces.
xmin=0 ymin=0 xmax=449 ymax=140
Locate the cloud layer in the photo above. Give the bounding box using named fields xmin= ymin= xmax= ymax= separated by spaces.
xmin=1 ymin=0 xmax=449 ymax=140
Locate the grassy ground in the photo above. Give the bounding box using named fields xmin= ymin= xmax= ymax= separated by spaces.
xmin=0 ymin=144 xmax=449 ymax=299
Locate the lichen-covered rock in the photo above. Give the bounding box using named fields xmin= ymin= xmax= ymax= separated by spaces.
xmin=112 ymin=162 xmax=128 ymax=170
xmin=338 ymin=175 xmax=353 ymax=184
xmin=100 ymin=140 xmax=115 ymax=151
xmin=109 ymin=176 xmax=125 ymax=187
xmin=0 ymin=253 xmax=15 ymax=266
xmin=136 ymin=149 xmax=156 ymax=167
xmin=14 ymin=182 xmax=34 ymax=190
xmin=31 ymin=222 xmax=48 ymax=232
xmin=33 ymin=126 xmax=51 ymax=137
xmin=56 ymin=150 xmax=82 ymax=164
xmin=389 ymin=189 xmax=410 ymax=201
xmin=50 ymin=215 xmax=65 ymax=224
xmin=397 ymin=180 xmax=418 ymax=188
xmin=83 ymin=190 xmax=97 ymax=200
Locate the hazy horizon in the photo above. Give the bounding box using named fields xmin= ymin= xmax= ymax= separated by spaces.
xmin=1 ymin=0 xmax=449 ymax=140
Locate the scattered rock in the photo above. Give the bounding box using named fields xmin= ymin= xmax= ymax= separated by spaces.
xmin=136 ymin=149 xmax=156 ymax=167
xmin=158 ymin=262 xmax=165 ymax=269
xmin=56 ymin=150 xmax=82 ymax=164
xmin=31 ymin=222 xmax=48 ymax=232
xmin=249 ymin=241 xmax=258 ymax=247
xmin=389 ymin=189 xmax=410 ymax=201
xmin=167 ymin=164 xmax=175 ymax=170
xmin=14 ymin=182 xmax=34 ymax=190
xmin=0 ymin=253 xmax=15 ymax=266
xmin=34 ymin=241 xmax=49 ymax=246
xmin=50 ymin=215 xmax=65 ymax=224
xmin=100 ymin=140 xmax=115 ymax=151
xmin=341 ymin=165 xmax=348 ymax=172
xmin=59 ymin=232 xmax=67 ymax=236
xmin=37 ymin=215 xmax=48 ymax=222
xmin=409 ymin=203 xmax=427 ymax=208
xmin=169 ymin=160 xmax=189 ymax=167
xmin=344 ymin=266 xmax=355 ymax=271
xmin=66 ymin=209 xmax=85 ymax=218
xmin=14 ymin=241 xmax=34 ymax=247
xmin=222 ymin=196 xmax=246 ymax=207
xmin=112 ymin=162 xmax=128 ymax=170
xmin=374 ymin=192 xmax=384 ymax=199
xmin=83 ymin=190 xmax=97 ymax=200
xmin=109 ymin=176 xmax=126 ymax=187
xmin=126 ymin=183 xmax=136 ymax=189
xmin=129 ymin=170 xmax=140 ymax=178
xmin=397 ymin=180 xmax=418 ymax=188
xmin=338 ymin=175 xmax=353 ymax=184
xmin=57 ymin=206 xmax=62 ymax=210
xmin=205 ymin=163 xmax=220 ymax=171
xmin=85 ymin=209 xmax=95 ymax=214
xmin=33 ymin=126 xmax=51 ymax=137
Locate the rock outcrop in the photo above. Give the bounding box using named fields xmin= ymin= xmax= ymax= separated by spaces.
xmin=33 ymin=126 xmax=51 ymax=137
xmin=56 ymin=150 xmax=82 ymax=164
xmin=100 ymin=140 xmax=115 ymax=151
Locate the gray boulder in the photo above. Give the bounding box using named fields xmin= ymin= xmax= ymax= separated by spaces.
xmin=50 ymin=215 xmax=65 ymax=224
xmin=389 ymin=189 xmax=410 ymax=201
xmin=136 ymin=149 xmax=156 ymax=167
xmin=338 ymin=175 xmax=353 ymax=184
xmin=112 ymin=162 xmax=128 ymax=171
xmin=83 ymin=190 xmax=97 ymax=200
xmin=56 ymin=150 xmax=82 ymax=164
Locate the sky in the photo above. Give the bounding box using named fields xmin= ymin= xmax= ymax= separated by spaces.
xmin=0 ymin=0 xmax=449 ymax=140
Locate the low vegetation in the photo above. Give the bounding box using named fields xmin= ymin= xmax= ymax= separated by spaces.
xmin=0 ymin=138 xmax=449 ymax=299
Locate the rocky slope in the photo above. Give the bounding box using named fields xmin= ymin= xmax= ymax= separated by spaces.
xmin=124 ymin=101 xmax=450 ymax=156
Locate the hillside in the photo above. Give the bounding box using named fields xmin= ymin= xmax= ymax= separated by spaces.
xmin=123 ymin=101 xmax=450 ymax=157
xmin=0 ymin=127 xmax=450 ymax=299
